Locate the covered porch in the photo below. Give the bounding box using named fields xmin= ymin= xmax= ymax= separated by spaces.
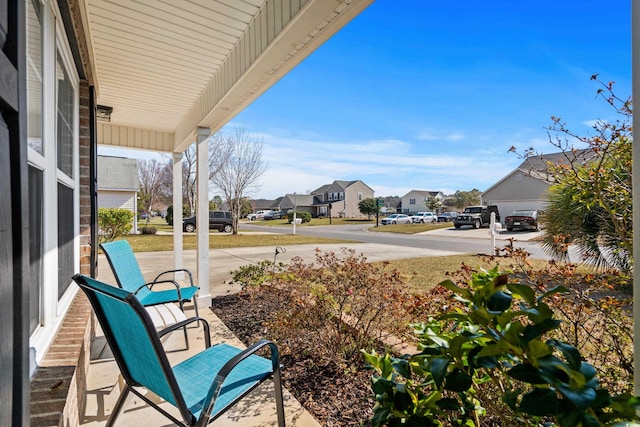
xmin=24 ymin=0 xmax=375 ymax=425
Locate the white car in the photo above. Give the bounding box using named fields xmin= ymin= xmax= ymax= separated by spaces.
xmin=381 ymin=214 xmax=412 ymax=225
xmin=411 ymin=212 xmax=437 ymax=223
xmin=246 ymin=210 xmax=273 ymax=221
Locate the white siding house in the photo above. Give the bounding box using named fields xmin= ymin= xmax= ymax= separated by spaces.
xmin=482 ymin=150 xmax=595 ymax=219
xmin=97 ymin=155 xmax=140 ymax=233
xmin=401 ymin=190 xmax=445 ymax=215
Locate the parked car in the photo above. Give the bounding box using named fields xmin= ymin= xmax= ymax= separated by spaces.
xmin=263 ymin=211 xmax=284 ymax=220
xmin=381 ymin=214 xmax=412 ymax=225
xmin=246 ymin=210 xmax=273 ymax=221
xmin=183 ymin=211 xmax=233 ymax=233
xmin=504 ymin=210 xmax=542 ymax=232
xmin=437 ymin=211 xmax=458 ymax=222
xmin=454 ymin=205 xmax=500 ymax=229
xmin=410 ymin=212 xmax=437 ymax=223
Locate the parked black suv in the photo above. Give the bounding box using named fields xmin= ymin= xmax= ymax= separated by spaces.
xmin=183 ymin=211 xmax=233 ymax=233
xmin=454 ymin=205 xmax=500 ymax=229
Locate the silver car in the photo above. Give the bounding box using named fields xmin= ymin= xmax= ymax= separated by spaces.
xmin=381 ymin=214 xmax=412 ymax=225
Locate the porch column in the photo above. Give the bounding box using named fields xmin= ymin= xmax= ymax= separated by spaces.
xmin=172 ymin=152 xmax=184 ymax=280
xmin=632 ymin=0 xmax=639 ymax=396
xmin=196 ymin=127 xmax=211 ymax=308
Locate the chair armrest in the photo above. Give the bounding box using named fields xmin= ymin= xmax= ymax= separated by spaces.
xmin=202 ymin=340 xmax=280 ymax=419
xmin=157 ymin=316 xmax=211 ymax=348
xmin=134 ymin=279 xmax=183 ymax=301
xmin=154 ymin=269 xmax=195 ymax=287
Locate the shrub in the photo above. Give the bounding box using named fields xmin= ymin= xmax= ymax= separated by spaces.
xmin=261 ymin=248 xmax=417 ymax=363
xmin=98 ymin=208 xmax=134 ymax=244
xmin=140 ymin=226 xmax=157 ymax=235
xmin=287 ymin=211 xmax=311 ymax=223
xmin=363 ymin=266 xmax=640 ymax=426
xmin=228 ymin=259 xmax=285 ymax=290
xmin=166 ymin=205 xmax=173 ymax=226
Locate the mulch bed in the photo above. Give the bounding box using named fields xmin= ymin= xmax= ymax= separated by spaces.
xmin=211 ymin=292 xmax=375 ymax=426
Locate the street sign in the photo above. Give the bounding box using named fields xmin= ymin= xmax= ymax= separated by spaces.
xmin=376 ymin=199 xmax=384 ymax=207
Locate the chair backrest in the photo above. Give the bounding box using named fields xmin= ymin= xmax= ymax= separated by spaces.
xmin=100 ymin=240 xmax=150 ymax=299
xmin=73 ymin=274 xmax=191 ymax=420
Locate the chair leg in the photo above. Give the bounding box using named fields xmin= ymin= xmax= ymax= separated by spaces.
xmin=273 ymin=368 xmax=286 ymax=427
xmin=106 ymin=383 xmax=131 ymax=427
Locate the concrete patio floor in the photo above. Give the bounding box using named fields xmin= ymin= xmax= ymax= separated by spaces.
xmin=81 ymin=301 xmax=320 ymax=427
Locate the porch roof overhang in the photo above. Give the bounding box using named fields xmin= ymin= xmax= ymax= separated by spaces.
xmin=86 ymin=0 xmax=374 ymax=153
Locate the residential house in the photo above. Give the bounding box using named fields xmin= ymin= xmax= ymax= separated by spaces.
xmin=278 ymin=193 xmax=318 ymax=216
xmin=97 ymin=155 xmax=140 ymax=233
xmin=249 ymin=198 xmax=276 ymax=213
xmin=482 ymin=150 xmax=595 ymax=218
xmin=312 ymin=180 xmax=375 ymax=218
xmin=401 ymin=190 xmax=445 ymax=215
xmin=3 ymin=1 xmax=374 ymax=424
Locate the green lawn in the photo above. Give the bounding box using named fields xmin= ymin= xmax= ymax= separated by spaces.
xmin=130 ymin=217 xmax=553 ymax=293
xmin=368 ymin=222 xmax=452 ymax=234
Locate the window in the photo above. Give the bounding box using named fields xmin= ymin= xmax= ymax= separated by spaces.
xmin=410 ymin=198 xmax=416 ymax=205
xmin=27 ymin=0 xmax=43 ymax=155
xmin=26 ymin=0 xmax=80 ymax=363
xmin=358 ymin=192 xmax=362 ymax=201
xmin=56 ymin=51 xmax=75 ymax=179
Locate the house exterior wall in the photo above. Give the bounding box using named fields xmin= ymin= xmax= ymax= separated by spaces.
xmin=401 ymin=190 xmax=430 ymax=214
xmin=482 ymin=170 xmax=551 ymax=221
xmin=483 ymin=171 xmax=550 ymax=201
xmin=344 ymin=181 xmax=374 ymax=218
xmin=98 ymin=190 xmax=136 ymax=211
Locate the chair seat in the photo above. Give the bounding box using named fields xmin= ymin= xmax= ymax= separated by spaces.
xmin=138 ymin=286 xmax=199 ymax=307
xmin=173 ymin=343 xmax=273 ymax=420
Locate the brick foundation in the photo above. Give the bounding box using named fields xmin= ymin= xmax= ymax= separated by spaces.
xmin=29 ymin=293 xmax=93 ymax=427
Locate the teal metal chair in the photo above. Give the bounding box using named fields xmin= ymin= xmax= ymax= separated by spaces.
xmin=100 ymin=239 xmax=200 ymax=318
xmin=73 ymin=274 xmax=285 ymax=427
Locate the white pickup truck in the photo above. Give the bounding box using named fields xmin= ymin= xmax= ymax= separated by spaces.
xmin=246 ymin=210 xmax=273 ymax=221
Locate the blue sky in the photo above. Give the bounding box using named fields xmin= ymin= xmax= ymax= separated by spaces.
xmin=100 ymin=0 xmax=632 ymax=200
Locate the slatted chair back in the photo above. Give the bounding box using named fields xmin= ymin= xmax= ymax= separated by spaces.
xmin=100 ymin=240 xmax=151 ymax=300
xmin=74 ymin=274 xmax=192 ymax=422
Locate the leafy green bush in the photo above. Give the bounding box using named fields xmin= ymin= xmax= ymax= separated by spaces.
xmin=98 ymin=208 xmax=134 ymax=244
xmin=287 ymin=211 xmax=311 ymax=223
xmin=363 ymin=266 xmax=640 ymax=426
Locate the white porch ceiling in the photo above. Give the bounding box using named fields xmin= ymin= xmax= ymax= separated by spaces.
xmin=87 ymin=0 xmax=374 ymax=153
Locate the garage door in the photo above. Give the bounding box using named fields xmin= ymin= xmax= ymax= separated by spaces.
xmin=486 ymin=200 xmax=547 ymax=220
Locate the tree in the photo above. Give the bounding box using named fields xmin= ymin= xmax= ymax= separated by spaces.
xmin=211 ymin=128 xmax=267 ymax=234
xmin=453 ymin=189 xmax=481 ymax=209
xmin=138 ymin=158 xmax=172 ymax=217
xmin=181 ymin=145 xmax=197 ymax=216
xmin=181 ymin=132 xmax=232 ymax=217
xmin=517 ymin=76 xmax=632 ymax=272
xmin=426 ymin=197 xmax=442 ymax=212
xmin=209 ymin=195 xmax=223 ymax=210
xmin=359 ymin=198 xmax=378 ymax=219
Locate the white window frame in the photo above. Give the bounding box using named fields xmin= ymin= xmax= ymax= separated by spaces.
xmin=28 ymin=0 xmax=80 ymax=365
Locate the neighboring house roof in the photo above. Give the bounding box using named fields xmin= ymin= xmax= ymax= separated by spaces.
xmin=404 ymin=190 xmax=442 ymax=198
xmin=97 ymin=155 xmax=140 ymax=191
xmin=483 ymin=149 xmax=595 ymax=195
xmin=269 ymin=197 xmax=284 ymax=210
xmin=313 ymin=180 xmax=375 ymax=194
xmin=311 ymin=184 xmax=331 ymax=195
xmin=250 ymin=199 xmax=275 ymax=210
